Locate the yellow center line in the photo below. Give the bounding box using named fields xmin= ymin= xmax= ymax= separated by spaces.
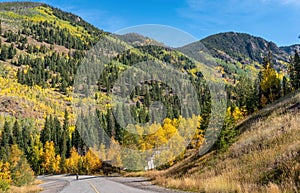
xmin=88 ymin=182 xmax=100 ymax=193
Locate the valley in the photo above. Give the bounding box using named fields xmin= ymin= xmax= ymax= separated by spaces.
xmin=0 ymin=2 xmax=299 ymax=193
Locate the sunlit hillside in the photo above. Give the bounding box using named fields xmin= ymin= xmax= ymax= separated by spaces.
xmin=145 ymin=91 xmax=300 ymax=193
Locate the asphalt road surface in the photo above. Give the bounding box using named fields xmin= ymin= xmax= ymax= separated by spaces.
xmin=38 ymin=175 xmax=190 ymax=193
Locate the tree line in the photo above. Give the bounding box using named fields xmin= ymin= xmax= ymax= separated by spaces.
xmin=216 ymin=48 xmax=300 ymax=152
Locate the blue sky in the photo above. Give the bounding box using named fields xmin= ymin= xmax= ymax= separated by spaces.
xmin=1 ymin=0 xmax=300 ymax=46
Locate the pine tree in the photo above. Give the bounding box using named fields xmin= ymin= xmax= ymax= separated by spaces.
xmin=52 ymin=116 xmax=61 ymax=153
xmin=60 ymin=110 xmax=70 ymax=171
xmin=60 ymin=79 xmax=67 ymax=93
xmin=0 ymin=45 xmax=8 ymax=61
xmin=290 ymin=51 xmax=300 ymax=90
xmin=22 ymin=124 xmax=31 ymax=154
xmin=60 ymin=133 xmax=67 ymax=173
xmin=61 ymin=110 xmax=69 ymax=157
xmin=106 ymin=109 xmax=115 ymax=137
xmin=2 ymin=121 xmax=12 ymax=147
xmin=40 ymin=116 xmax=51 ymax=144
xmin=12 ymin=120 xmax=23 ymax=149
xmin=27 ymin=138 xmax=43 ymax=175
xmin=216 ymin=107 xmax=238 ymax=151
xmin=0 ymin=20 xmax=2 ymax=35
xmin=282 ymin=76 xmax=291 ymax=96
xmin=8 ymin=43 xmax=16 ymax=59
xmin=72 ymin=126 xmax=85 ymax=153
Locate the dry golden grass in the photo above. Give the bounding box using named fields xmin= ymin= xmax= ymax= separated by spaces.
xmin=9 ymin=180 xmax=43 ymax=193
xmin=145 ymin=93 xmax=300 ymax=193
xmin=265 ymin=183 xmax=281 ymax=193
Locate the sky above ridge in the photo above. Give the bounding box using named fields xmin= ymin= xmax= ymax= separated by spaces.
xmin=1 ymin=0 xmax=299 ymax=46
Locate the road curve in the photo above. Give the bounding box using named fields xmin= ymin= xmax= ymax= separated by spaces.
xmin=38 ymin=175 xmax=190 ymax=193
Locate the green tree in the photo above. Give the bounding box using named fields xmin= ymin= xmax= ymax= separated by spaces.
xmin=52 ymin=116 xmax=61 ymax=153
xmin=216 ymin=107 xmax=238 ymax=151
xmin=61 ymin=110 xmax=69 ymax=155
xmin=0 ymin=20 xmax=2 ymax=35
xmin=8 ymin=44 xmax=16 ymax=59
xmin=234 ymin=76 xmax=258 ymax=114
xmin=22 ymin=123 xmax=31 ymax=154
xmin=2 ymin=121 xmax=12 ymax=147
xmin=8 ymin=145 xmax=34 ymax=186
xmin=60 ymin=110 xmax=70 ymax=172
xmin=12 ymin=120 xmax=23 ymax=149
xmin=290 ymin=51 xmax=300 ymax=90
xmin=0 ymin=45 xmax=8 ymax=61
xmin=27 ymin=138 xmax=43 ymax=175
xmin=40 ymin=116 xmax=51 ymax=144
xmin=282 ymin=76 xmax=291 ymax=96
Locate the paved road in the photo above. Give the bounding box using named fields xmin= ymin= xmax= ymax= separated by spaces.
xmin=38 ymin=175 xmax=189 ymax=193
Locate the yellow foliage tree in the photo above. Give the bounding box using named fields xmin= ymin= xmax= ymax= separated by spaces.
xmin=146 ymin=123 xmax=167 ymax=148
xmin=260 ymin=63 xmax=281 ymax=105
xmin=41 ymin=141 xmax=61 ymax=174
xmin=65 ymin=147 xmax=81 ymax=174
xmin=98 ymin=143 xmax=106 ymax=161
xmin=162 ymin=118 xmax=177 ymax=140
xmin=231 ymin=106 xmax=245 ymax=122
xmin=9 ymin=145 xmax=35 ymax=186
xmin=107 ymin=138 xmax=123 ymax=167
xmin=83 ymin=150 xmax=101 ymax=174
xmin=187 ymin=115 xmax=204 ymax=148
xmin=0 ymin=161 xmax=11 ymax=192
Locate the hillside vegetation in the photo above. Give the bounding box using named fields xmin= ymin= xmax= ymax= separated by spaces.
xmin=0 ymin=2 xmax=300 ymax=193
xmin=0 ymin=2 xmax=212 ymax=190
xmin=179 ymin=32 xmax=291 ymax=84
xmin=145 ymin=91 xmax=300 ymax=193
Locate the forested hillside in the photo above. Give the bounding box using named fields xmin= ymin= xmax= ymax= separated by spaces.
xmin=0 ymin=2 xmax=107 ymax=190
xmin=146 ymin=91 xmax=300 ymax=193
xmin=179 ymin=32 xmax=290 ymax=84
xmin=0 ymin=2 xmax=211 ymax=190
xmin=0 ymin=2 xmax=300 ymax=193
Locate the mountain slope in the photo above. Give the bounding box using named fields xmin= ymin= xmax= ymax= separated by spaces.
xmin=0 ymin=2 xmax=99 ymax=126
xmin=146 ymin=91 xmax=300 ymax=193
xmin=114 ymin=33 xmax=165 ymax=47
xmin=280 ymin=44 xmax=300 ymax=55
xmin=178 ymin=32 xmax=291 ymax=83
xmin=0 ymin=2 xmax=299 ymax=192
xmin=200 ymin=32 xmax=288 ymax=65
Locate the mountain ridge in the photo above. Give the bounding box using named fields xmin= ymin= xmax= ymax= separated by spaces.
xmin=181 ymin=32 xmax=289 ymax=67
xmin=280 ymin=44 xmax=300 ymax=55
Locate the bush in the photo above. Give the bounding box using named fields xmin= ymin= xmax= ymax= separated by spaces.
xmin=0 ymin=179 xmax=10 ymax=192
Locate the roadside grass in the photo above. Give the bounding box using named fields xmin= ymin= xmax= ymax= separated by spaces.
xmin=143 ymin=92 xmax=300 ymax=193
xmin=9 ymin=180 xmax=43 ymax=193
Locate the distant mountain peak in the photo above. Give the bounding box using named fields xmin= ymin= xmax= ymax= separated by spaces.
xmin=179 ymin=32 xmax=289 ymax=69
xmin=114 ymin=32 xmax=165 ymax=47
xmin=280 ymin=44 xmax=300 ymax=55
